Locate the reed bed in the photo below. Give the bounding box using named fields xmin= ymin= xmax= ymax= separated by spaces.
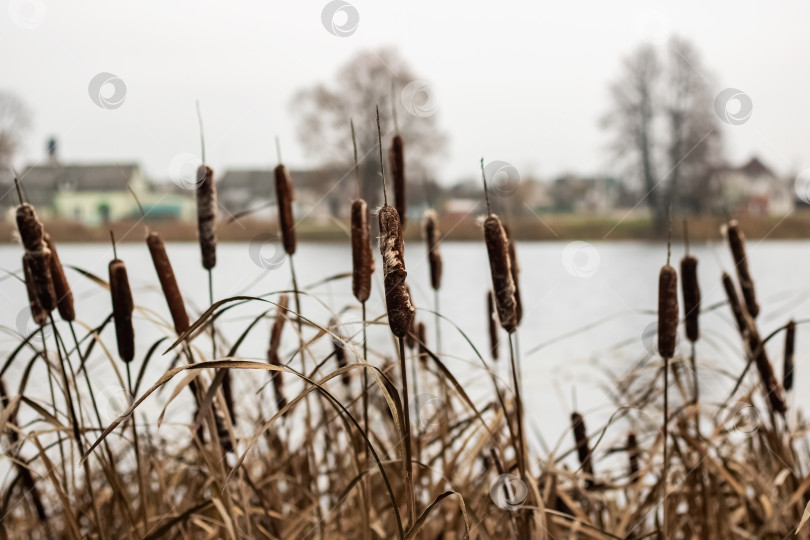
xmin=4 ymin=164 xmax=810 ymax=540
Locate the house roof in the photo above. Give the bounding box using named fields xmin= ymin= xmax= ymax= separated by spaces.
xmin=219 ymin=168 xmax=345 ymax=193
xmin=15 ymin=163 xmax=140 ymax=204
xmin=714 ymin=156 xmax=775 ymax=178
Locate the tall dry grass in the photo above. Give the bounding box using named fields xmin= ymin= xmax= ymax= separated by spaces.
xmin=4 ymin=169 xmax=810 ymax=540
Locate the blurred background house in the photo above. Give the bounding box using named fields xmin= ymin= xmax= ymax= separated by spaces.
xmin=218 ymin=167 xmax=354 ymax=223
xmin=713 ymin=156 xmax=793 ymax=216
xmin=1 ymin=139 xmax=194 ymax=224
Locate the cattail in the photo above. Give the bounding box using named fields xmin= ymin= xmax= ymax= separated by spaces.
xmin=275 ymin=164 xmax=296 ymax=255
xmin=269 ymin=294 xmax=290 ymax=355
xmin=23 ymin=255 xmax=48 ymax=327
xmin=405 ymin=286 xmax=417 ymax=349
xmin=487 ymin=290 xmax=499 ymax=361
xmin=505 ymin=227 xmax=522 ymax=326
xmin=146 ymin=231 xmax=189 ymax=335
xmin=784 ymin=319 xmax=795 ymax=392
xmin=269 ymin=351 xmax=287 ymax=414
xmin=417 ymin=321 xmax=428 ymax=365
xmin=747 ymin=327 xmax=786 ymax=414
xmin=195 ymin=165 xmax=217 ymax=270
xmin=726 ymin=220 xmax=759 ymax=318
xmin=627 ymin=431 xmax=639 ymax=479
xmin=351 ymin=199 xmax=374 ymax=303
xmin=23 ymin=250 xmax=56 ymax=313
xmin=423 ymin=209 xmax=442 ymax=290
xmin=268 ymin=295 xmax=289 ymax=413
xmin=680 ymin=254 xmax=700 ymax=343
xmin=722 ymin=272 xmax=748 ymax=335
xmin=378 ymin=205 xmax=415 ymax=338
xmin=43 ymin=234 xmax=74 ymax=322
xmin=571 ymin=412 xmax=594 ymax=484
xmin=109 ymin=258 xmax=135 ymax=363
xmin=15 ymin=203 xmax=45 ymax=252
xmin=657 ymin=264 xmax=678 ymax=358
xmin=329 ymin=316 xmax=350 ymax=387
xmin=390 ymin=134 xmax=406 ymax=226
xmin=484 ymin=215 xmax=517 ymax=333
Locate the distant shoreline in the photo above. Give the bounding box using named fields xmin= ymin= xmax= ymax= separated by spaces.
xmin=3 ymin=213 xmax=810 ymax=243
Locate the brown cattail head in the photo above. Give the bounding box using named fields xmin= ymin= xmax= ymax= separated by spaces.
xmin=350 ymin=199 xmax=374 ymax=303
xmin=405 ymin=286 xmax=417 ymax=349
xmin=390 ymin=134 xmax=406 ymax=226
xmin=43 ymin=234 xmax=74 ymax=322
xmin=417 ymin=321 xmax=428 ymax=365
xmin=109 ymin=259 xmax=135 ymax=363
xmin=657 ymin=264 xmax=678 ymax=358
xmin=680 ymin=254 xmax=700 ymax=343
xmin=784 ymin=319 xmax=795 ymax=392
xmin=722 ymin=272 xmax=748 ymax=335
xmin=267 ymin=346 xmax=287 ymax=414
xmin=505 ymin=227 xmax=523 ymax=326
xmin=747 ymin=327 xmax=786 ymax=414
xmin=147 ymin=231 xmax=189 ymax=335
xmin=22 ymin=255 xmax=48 ymax=327
xmin=627 ymin=431 xmax=639 ymax=479
xmin=571 ymin=412 xmax=595 ymax=483
xmin=487 ymin=290 xmax=499 ymax=361
xmin=275 ymin=164 xmax=296 ymax=255
xmin=23 ymin=250 xmax=56 ymax=313
xmin=270 ymin=294 xmax=290 ymax=351
xmin=195 ymin=165 xmax=217 ymax=270
xmin=423 ymin=209 xmax=442 ymax=290
xmin=483 ymin=215 xmax=517 ymax=333
xmin=378 ymin=205 xmax=415 ymax=338
xmin=726 ymin=220 xmax=759 ymax=318
xmin=15 ymin=203 xmax=45 ymax=252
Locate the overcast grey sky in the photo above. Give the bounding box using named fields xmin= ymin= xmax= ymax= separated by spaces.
xmin=2 ymin=0 xmax=809 ymax=185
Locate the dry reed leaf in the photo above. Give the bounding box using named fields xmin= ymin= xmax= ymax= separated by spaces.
xmin=797 ymin=501 xmax=810 ymax=535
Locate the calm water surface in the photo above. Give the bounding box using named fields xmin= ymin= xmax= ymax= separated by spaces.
xmin=2 ymin=240 xmax=810 ymax=458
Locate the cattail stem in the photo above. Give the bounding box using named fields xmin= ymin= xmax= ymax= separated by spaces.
xmin=376 ymin=106 xmax=387 ymax=206
xmin=398 ymin=336 xmax=415 ymax=527
xmin=40 ymin=326 xmax=69 ymax=496
xmin=361 ymin=300 xmax=371 ymax=540
xmin=508 ymin=334 xmax=527 ymax=485
xmin=69 ymin=321 xmax=116 ymax=466
xmin=127 ymin=363 xmax=148 ymax=535
xmin=50 ymin=314 xmax=106 ymax=539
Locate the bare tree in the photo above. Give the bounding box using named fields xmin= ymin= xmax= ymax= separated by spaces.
xmin=602 ymin=45 xmax=663 ymax=232
xmin=602 ymin=38 xmax=722 ymax=234
xmin=664 ymin=38 xmax=722 ymax=214
xmin=291 ymin=48 xmax=446 ymax=210
xmin=0 ymin=90 xmax=32 ymax=167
